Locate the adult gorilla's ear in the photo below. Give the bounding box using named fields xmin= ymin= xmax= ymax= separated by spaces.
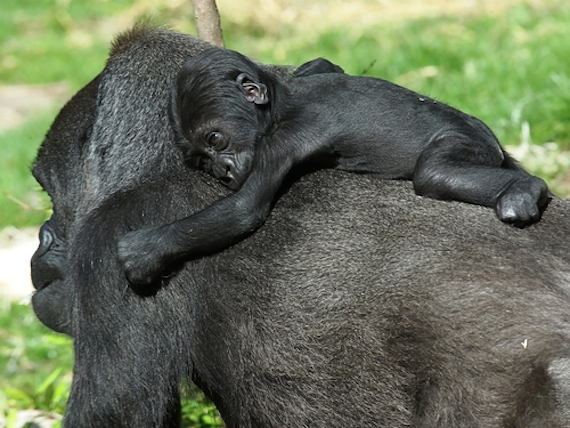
xmin=236 ymin=73 xmax=269 ymax=105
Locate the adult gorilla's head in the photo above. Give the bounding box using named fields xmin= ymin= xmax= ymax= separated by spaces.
xmin=30 ymin=73 xmax=101 ymax=335
xmin=30 ymin=26 xmax=222 ymax=427
xmin=30 ymin=25 xmax=570 ymax=428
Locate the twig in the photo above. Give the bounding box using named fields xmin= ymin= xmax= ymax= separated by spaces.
xmin=191 ymin=0 xmax=225 ymax=47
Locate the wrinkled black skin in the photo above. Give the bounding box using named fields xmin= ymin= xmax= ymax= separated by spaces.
xmin=31 ymin=26 xmax=570 ymax=428
xmin=119 ymin=48 xmax=549 ymax=285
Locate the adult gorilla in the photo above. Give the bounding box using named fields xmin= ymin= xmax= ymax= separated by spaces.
xmin=31 ymin=26 xmax=570 ymax=427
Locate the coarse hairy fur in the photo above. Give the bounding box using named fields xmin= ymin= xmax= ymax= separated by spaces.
xmin=31 ymin=25 xmax=570 ymax=427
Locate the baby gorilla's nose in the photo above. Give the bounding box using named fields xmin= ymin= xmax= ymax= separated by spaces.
xmin=213 ymin=155 xmax=240 ymax=189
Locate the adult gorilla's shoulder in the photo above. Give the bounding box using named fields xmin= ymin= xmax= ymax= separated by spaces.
xmin=30 ymin=25 xmax=570 ymax=428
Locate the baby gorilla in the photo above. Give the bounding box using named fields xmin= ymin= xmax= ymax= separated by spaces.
xmin=118 ymin=48 xmax=549 ymax=286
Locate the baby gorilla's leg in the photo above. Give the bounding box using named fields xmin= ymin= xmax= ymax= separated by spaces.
xmin=495 ymin=176 xmax=549 ymax=225
xmin=413 ymin=135 xmax=548 ymax=226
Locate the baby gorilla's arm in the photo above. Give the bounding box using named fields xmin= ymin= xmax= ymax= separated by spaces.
xmin=118 ymin=142 xmax=293 ymax=286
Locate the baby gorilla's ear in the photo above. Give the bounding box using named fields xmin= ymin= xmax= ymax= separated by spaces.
xmin=236 ymin=73 xmax=269 ymax=105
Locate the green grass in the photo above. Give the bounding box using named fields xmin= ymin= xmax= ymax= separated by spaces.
xmin=227 ymin=3 xmax=570 ymax=150
xmin=0 ymin=300 xmax=224 ymax=427
xmin=0 ymin=0 xmax=137 ymax=87
xmin=0 ymin=115 xmax=55 ymax=227
xmin=2 ymin=0 xmax=570 ymax=426
xmin=3 ymin=1 xmax=570 ymax=228
xmin=1 ymin=0 xmax=139 ymax=228
xmin=0 ymin=300 xmax=71 ymax=427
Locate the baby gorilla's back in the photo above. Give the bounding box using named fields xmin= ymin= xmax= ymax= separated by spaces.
xmin=284 ymin=71 xmax=548 ymax=224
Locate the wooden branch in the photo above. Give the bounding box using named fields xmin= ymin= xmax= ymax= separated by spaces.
xmin=191 ymin=0 xmax=225 ymax=48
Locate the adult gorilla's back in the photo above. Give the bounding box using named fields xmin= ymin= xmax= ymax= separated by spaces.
xmin=30 ymin=26 xmax=570 ymax=427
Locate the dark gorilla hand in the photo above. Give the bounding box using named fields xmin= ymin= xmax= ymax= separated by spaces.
xmin=118 ymin=226 xmax=176 ymax=286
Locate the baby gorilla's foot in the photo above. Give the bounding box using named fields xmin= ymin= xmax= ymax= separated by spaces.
xmin=118 ymin=227 xmax=171 ymax=286
xmin=496 ymin=176 xmax=549 ymax=227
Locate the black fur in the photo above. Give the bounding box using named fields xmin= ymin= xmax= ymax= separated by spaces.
xmin=119 ymin=47 xmax=549 ymax=285
xmin=31 ymin=26 xmax=570 ymax=428
xmin=292 ymin=57 xmax=345 ymax=76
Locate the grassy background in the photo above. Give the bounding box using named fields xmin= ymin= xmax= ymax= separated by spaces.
xmin=2 ymin=0 xmax=570 ymax=229
xmin=1 ymin=0 xmax=570 ymax=426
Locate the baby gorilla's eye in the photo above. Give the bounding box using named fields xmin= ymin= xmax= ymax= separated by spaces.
xmin=206 ymin=131 xmax=227 ymax=150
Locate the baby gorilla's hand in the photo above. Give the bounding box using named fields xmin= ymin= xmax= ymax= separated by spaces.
xmin=496 ymin=176 xmax=549 ymax=227
xmin=118 ymin=227 xmax=170 ymax=287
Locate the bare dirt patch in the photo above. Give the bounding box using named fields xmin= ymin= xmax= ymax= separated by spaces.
xmin=0 ymin=227 xmax=38 ymax=301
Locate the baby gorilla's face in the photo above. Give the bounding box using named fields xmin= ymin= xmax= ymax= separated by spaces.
xmin=183 ymin=117 xmax=256 ymax=191
xmin=201 ymin=130 xmax=253 ymax=189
